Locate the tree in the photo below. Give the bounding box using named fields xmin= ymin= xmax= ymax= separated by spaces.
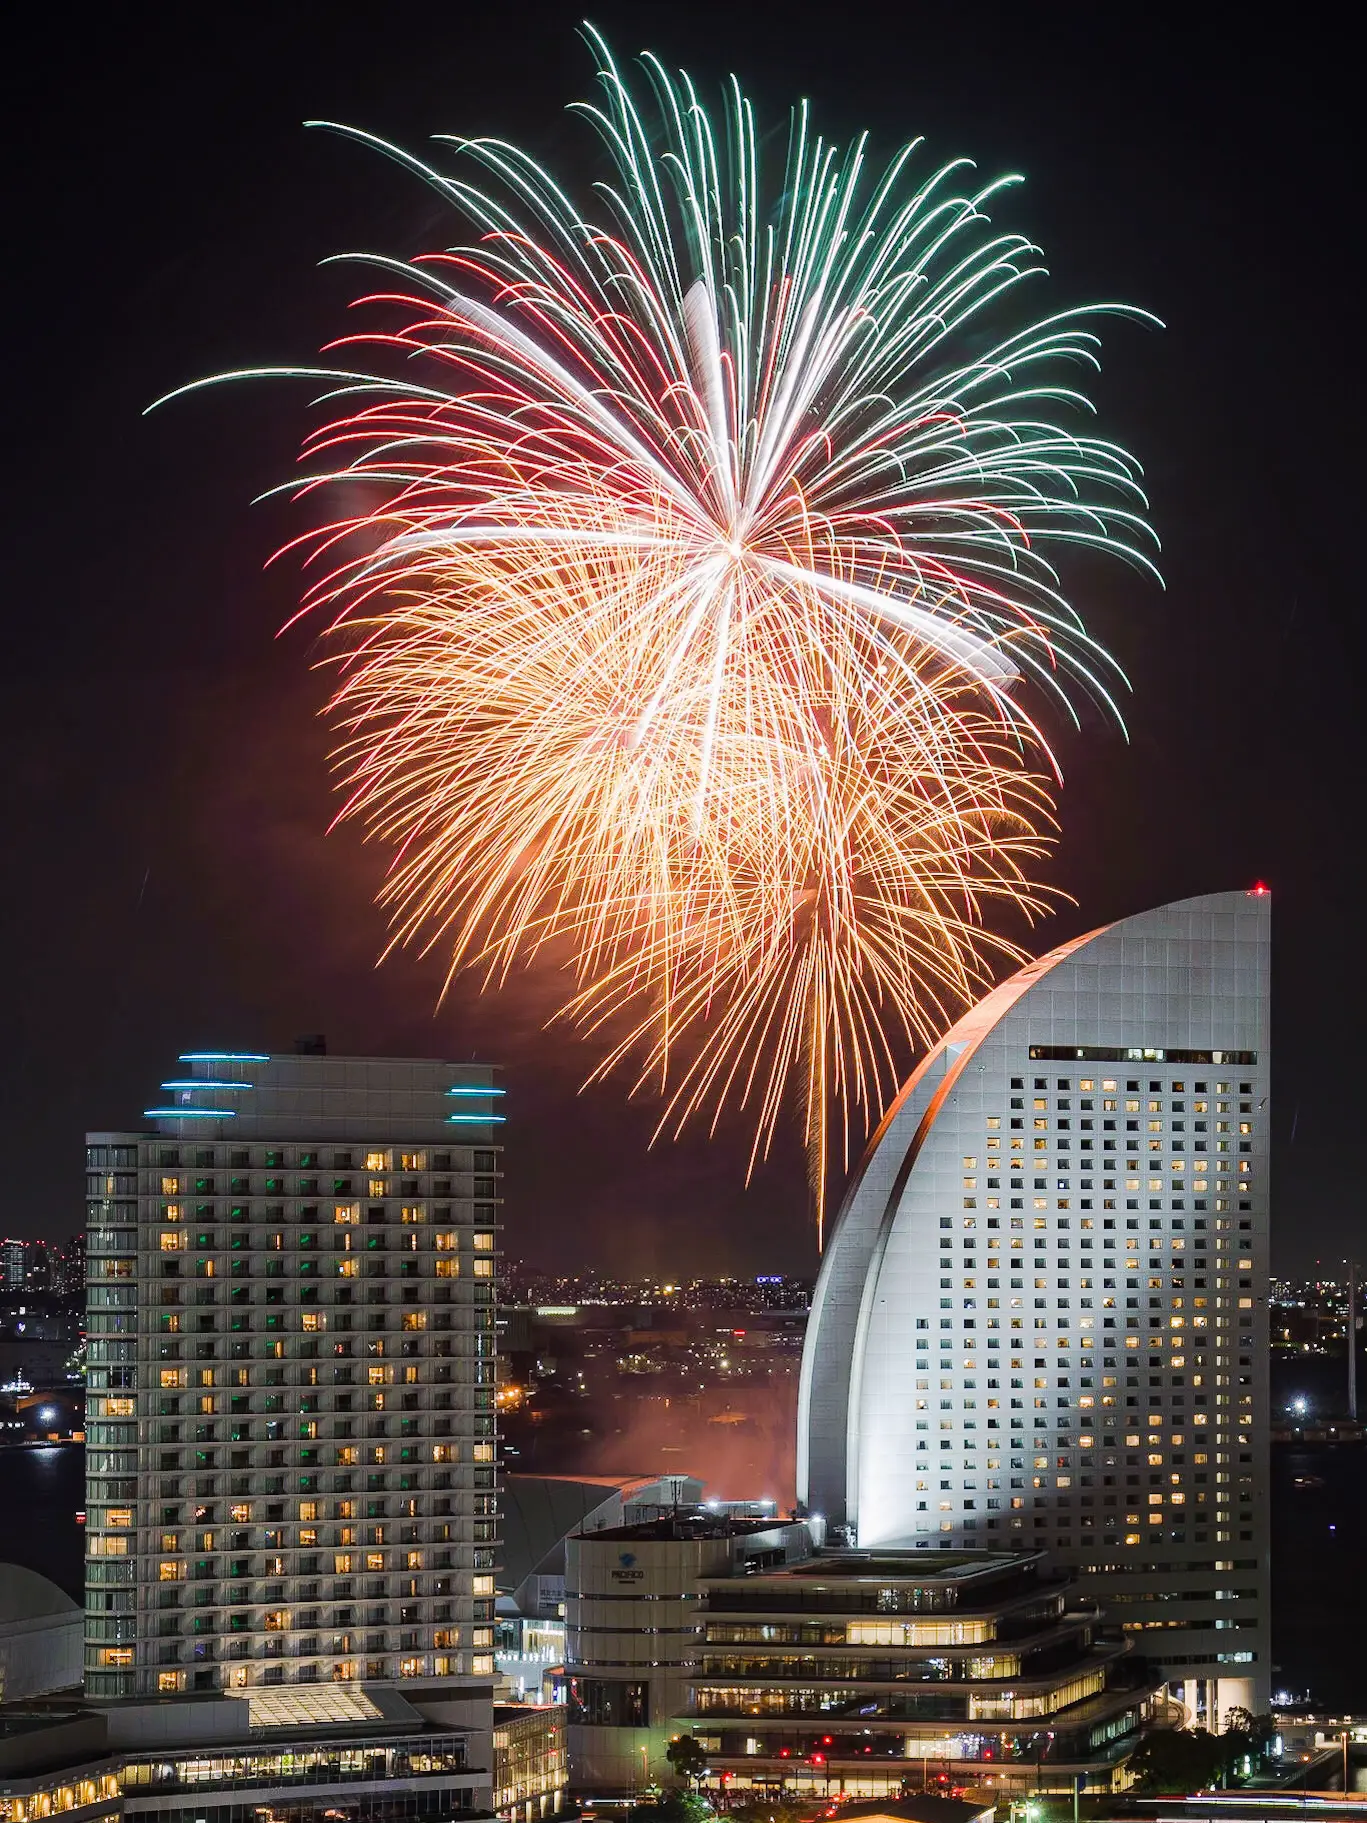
xmin=666 ymin=1736 xmax=712 ymax=1793
xmin=629 ymin=1794 xmax=713 ymax=1823
xmin=1128 ymin=1727 xmax=1226 ymax=1793
xmin=1220 ymin=1709 xmax=1277 ymax=1782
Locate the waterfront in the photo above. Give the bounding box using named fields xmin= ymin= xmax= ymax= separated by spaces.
xmin=0 ymin=1443 xmax=84 ymax=1598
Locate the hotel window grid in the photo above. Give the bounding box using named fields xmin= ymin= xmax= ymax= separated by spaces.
xmin=84 ymin=1053 xmax=503 ymax=1699
xmin=798 ymin=891 xmax=1271 ymax=1714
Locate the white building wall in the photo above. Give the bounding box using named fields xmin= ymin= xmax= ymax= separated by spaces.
xmin=799 ymin=890 xmax=1271 ymax=1714
xmin=0 ymin=1610 xmax=83 ymax=1700
xmin=565 ymin=1523 xmax=809 ymax=1790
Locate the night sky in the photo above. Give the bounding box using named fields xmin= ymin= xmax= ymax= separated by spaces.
xmin=3 ymin=4 xmax=1356 ymax=1277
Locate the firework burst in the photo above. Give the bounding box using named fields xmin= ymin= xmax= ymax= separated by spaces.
xmin=160 ymin=28 xmax=1158 ymax=1234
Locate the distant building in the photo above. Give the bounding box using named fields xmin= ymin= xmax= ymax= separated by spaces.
xmin=55 ymin=1232 xmax=87 ymax=1299
xmin=752 ymin=1275 xmax=812 ymax=1311
xmin=25 ymin=1240 xmax=53 ymax=1292
xmin=1 ymin=1237 xmax=26 ymax=1290
xmin=798 ymin=889 xmax=1271 ymax=1721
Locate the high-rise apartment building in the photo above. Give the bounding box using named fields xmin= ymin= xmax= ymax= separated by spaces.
xmin=55 ymin=1231 xmax=88 ymax=1299
xmin=798 ymin=889 xmax=1270 ymax=1720
xmin=84 ymin=1046 xmax=503 ymax=1702
xmin=1 ymin=1236 xmax=25 ymax=1289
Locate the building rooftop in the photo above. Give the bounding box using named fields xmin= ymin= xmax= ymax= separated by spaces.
xmin=574 ymin=1512 xmax=790 ymax=1544
xmin=702 ymin=1546 xmax=1046 ymax=1583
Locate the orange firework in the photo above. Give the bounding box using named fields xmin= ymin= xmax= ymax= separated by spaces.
xmin=162 ymin=31 xmax=1157 ymax=1234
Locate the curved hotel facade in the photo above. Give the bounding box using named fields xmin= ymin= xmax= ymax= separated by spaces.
xmin=797 ymin=890 xmax=1270 ymax=1718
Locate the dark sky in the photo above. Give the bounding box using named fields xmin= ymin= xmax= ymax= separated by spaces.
xmin=1 ymin=3 xmax=1356 ymax=1277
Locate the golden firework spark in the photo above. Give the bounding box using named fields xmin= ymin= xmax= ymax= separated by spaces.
xmin=161 ymin=30 xmax=1158 ymax=1235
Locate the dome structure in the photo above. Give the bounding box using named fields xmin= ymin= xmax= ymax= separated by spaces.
xmin=0 ymin=1563 xmax=82 ymax=1701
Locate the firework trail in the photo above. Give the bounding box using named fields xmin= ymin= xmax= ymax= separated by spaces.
xmin=159 ymin=29 xmax=1158 ymax=1236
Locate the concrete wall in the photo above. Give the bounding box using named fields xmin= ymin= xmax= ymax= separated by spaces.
xmin=0 ymin=1609 xmax=83 ymax=1700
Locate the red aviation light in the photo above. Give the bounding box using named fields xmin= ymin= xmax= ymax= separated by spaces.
xmin=1248 ymin=881 xmax=1270 ymax=895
